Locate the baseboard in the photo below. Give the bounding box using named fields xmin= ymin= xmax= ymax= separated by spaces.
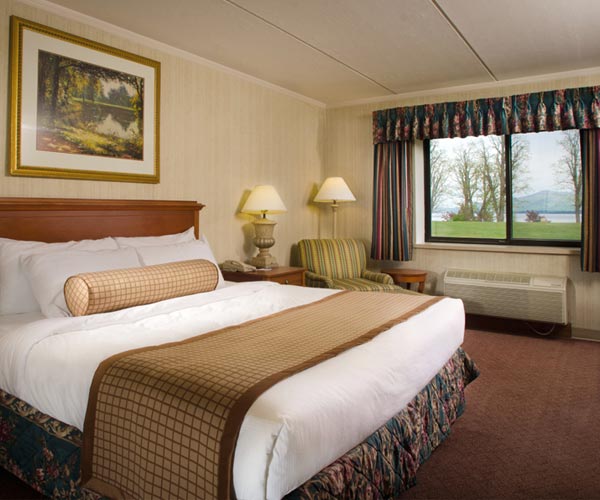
xmin=571 ymin=328 xmax=600 ymax=342
xmin=465 ymin=314 xmax=572 ymax=338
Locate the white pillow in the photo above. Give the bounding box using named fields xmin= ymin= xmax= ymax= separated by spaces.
xmin=0 ymin=237 xmax=118 ymax=315
xmin=136 ymin=236 xmax=224 ymax=288
xmin=115 ymin=227 xmax=196 ymax=248
xmin=21 ymin=247 xmax=141 ymax=318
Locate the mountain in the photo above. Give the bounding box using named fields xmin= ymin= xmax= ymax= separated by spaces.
xmin=513 ymin=190 xmax=575 ymax=213
xmin=434 ymin=190 xmax=576 ymax=215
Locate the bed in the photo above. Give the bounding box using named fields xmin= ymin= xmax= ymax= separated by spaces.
xmin=0 ymin=197 xmax=478 ymax=500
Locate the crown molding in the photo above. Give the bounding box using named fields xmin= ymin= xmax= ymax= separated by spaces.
xmin=18 ymin=0 xmax=327 ymax=108
xmin=329 ymin=66 xmax=600 ymax=109
xmin=18 ymin=0 xmax=600 ymax=111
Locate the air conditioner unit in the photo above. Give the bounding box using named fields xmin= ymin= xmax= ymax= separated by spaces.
xmin=443 ymin=269 xmax=567 ymax=324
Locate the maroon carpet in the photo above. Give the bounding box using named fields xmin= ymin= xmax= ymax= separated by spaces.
xmin=404 ymin=329 xmax=600 ymax=499
xmin=1 ymin=329 xmax=599 ymax=499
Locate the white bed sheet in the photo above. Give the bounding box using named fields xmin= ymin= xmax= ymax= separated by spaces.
xmin=0 ymin=311 xmax=45 ymax=338
xmin=0 ymin=282 xmax=464 ymax=500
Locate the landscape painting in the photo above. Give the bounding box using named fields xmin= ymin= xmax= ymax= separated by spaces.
xmin=10 ymin=16 xmax=160 ymax=183
xmin=37 ymin=51 xmax=144 ymax=160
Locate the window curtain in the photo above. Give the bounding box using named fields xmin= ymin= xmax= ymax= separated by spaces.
xmin=372 ymin=84 xmax=600 ymax=268
xmin=581 ymin=129 xmax=600 ymax=272
xmin=371 ymin=141 xmax=412 ymax=261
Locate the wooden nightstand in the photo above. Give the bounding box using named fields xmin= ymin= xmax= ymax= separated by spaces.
xmin=381 ymin=268 xmax=428 ymax=293
xmin=221 ymin=266 xmax=306 ymax=286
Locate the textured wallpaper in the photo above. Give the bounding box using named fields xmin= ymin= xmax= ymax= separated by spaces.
xmin=0 ymin=0 xmax=325 ymax=265
xmin=325 ymin=77 xmax=600 ymax=332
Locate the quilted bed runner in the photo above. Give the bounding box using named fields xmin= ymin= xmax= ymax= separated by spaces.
xmin=82 ymin=291 xmax=440 ymax=499
xmin=0 ymin=348 xmax=478 ymax=499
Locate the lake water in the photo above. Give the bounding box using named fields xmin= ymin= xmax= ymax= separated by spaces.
xmin=79 ymin=101 xmax=139 ymax=140
xmin=96 ymin=113 xmax=139 ymax=139
xmin=432 ymin=213 xmax=579 ymax=223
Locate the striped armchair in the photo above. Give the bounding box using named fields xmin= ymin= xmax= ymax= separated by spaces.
xmin=298 ymin=239 xmax=406 ymax=292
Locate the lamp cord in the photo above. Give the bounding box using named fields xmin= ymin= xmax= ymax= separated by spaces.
xmin=526 ymin=322 xmax=556 ymax=336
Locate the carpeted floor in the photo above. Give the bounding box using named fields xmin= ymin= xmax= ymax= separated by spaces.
xmin=404 ymin=329 xmax=600 ymax=500
xmin=1 ymin=329 xmax=599 ymax=499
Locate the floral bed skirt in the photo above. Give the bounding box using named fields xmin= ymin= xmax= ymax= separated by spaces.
xmin=0 ymin=348 xmax=478 ymax=499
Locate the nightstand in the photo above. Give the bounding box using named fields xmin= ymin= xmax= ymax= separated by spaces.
xmin=222 ymin=266 xmax=306 ymax=286
xmin=381 ymin=268 xmax=428 ymax=293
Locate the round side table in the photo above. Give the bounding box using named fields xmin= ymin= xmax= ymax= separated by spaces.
xmin=382 ymin=268 xmax=427 ymax=293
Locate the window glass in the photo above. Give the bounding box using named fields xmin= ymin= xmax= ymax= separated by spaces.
xmin=429 ymin=135 xmax=507 ymax=240
xmin=426 ymin=130 xmax=581 ymax=246
xmin=512 ymin=130 xmax=581 ymax=242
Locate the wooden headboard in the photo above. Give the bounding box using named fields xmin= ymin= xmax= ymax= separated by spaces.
xmin=0 ymin=198 xmax=204 ymax=242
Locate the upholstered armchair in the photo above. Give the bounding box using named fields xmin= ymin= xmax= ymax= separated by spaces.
xmin=298 ymin=239 xmax=406 ymax=292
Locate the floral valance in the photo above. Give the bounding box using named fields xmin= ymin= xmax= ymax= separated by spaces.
xmin=373 ymin=86 xmax=600 ymax=144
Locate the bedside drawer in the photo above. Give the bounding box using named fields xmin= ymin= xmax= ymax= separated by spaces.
xmin=221 ymin=266 xmax=305 ymax=286
xmin=271 ymin=273 xmax=304 ymax=286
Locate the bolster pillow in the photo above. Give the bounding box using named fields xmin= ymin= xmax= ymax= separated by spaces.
xmin=64 ymin=259 xmax=219 ymax=316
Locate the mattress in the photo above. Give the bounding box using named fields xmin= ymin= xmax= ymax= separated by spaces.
xmin=0 ymin=281 xmax=465 ymax=499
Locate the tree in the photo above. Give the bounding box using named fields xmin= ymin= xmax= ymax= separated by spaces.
xmin=485 ymin=135 xmax=529 ymax=222
xmin=476 ymin=138 xmax=499 ymax=222
xmin=451 ymin=143 xmax=479 ymax=221
xmin=553 ymin=130 xmax=582 ymax=223
xmin=37 ymin=50 xmax=143 ymax=117
xmin=433 ymin=135 xmax=529 ymax=225
xmin=107 ymin=84 xmax=132 ymax=107
xmin=525 ymin=210 xmax=541 ymax=222
xmin=510 ymin=136 xmax=530 ymax=195
xmin=429 ymin=141 xmax=448 ymax=213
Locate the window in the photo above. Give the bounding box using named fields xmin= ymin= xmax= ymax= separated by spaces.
xmin=425 ymin=130 xmax=582 ymax=246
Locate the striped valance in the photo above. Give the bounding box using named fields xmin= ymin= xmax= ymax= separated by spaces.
xmin=373 ymin=86 xmax=600 ymax=144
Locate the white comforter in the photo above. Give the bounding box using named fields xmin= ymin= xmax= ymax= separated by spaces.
xmin=0 ymin=282 xmax=465 ymax=500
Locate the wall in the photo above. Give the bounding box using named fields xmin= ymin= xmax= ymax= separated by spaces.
xmin=2 ymin=2 xmax=599 ymax=334
xmin=325 ymin=76 xmax=600 ymax=335
xmin=0 ymin=0 xmax=325 ymax=265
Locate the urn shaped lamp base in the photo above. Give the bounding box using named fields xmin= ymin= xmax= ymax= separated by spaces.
xmin=250 ymin=217 xmax=279 ymax=268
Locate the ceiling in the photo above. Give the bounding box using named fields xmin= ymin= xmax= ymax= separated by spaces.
xmin=46 ymin=0 xmax=600 ymax=106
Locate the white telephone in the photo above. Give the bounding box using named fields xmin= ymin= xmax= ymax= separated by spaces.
xmin=221 ymin=260 xmax=257 ymax=272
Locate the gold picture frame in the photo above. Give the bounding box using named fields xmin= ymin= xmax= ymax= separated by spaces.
xmin=9 ymin=16 xmax=160 ymax=183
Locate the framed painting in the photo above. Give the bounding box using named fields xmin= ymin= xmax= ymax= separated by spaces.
xmin=9 ymin=17 xmax=160 ymax=183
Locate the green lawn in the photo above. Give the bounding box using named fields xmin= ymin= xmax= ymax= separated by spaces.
xmin=432 ymin=221 xmax=581 ymax=241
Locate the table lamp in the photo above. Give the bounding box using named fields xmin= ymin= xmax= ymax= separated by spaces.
xmin=314 ymin=177 xmax=356 ymax=238
xmin=242 ymin=185 xmax=287 ymax=268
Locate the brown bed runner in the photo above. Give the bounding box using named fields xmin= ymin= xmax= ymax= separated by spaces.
xmin=82 ymin=290 xmax=442 ymax=499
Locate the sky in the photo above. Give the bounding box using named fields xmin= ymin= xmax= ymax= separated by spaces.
xmin=520 ymin=130 xmax=578 ymax=193
xmin=101 ymin=78 xmax=136 ymax=98
xmin=434 ymin=129 xmax=578 ymax=199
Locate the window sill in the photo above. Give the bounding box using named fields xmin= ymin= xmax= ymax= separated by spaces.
xmin=414 ymin=242 xmax=580 ymax=256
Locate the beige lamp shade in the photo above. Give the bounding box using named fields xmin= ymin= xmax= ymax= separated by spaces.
xmin=242 ymin=185 xmax=287 ymax=216
xmin=314 ymin=177 xmax=356 ymax=203
xmin=314 ymin=177 xmax=355 ymax=239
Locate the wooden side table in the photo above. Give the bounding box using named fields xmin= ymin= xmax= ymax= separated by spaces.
xmin=221 ymin=266 xmax=305 ymax=286
xmin=381 ymin=268 xmax=427 ymax=293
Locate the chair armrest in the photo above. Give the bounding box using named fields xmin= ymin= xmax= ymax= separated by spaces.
xmin=304 ymin=271 xmax=335 ymax=288
xmin=362 ymin=270 xmax=394 ymax=285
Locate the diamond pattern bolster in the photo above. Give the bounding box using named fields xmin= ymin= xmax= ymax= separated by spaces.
xmin=64 ymin=259 xmax=219 ymax=316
